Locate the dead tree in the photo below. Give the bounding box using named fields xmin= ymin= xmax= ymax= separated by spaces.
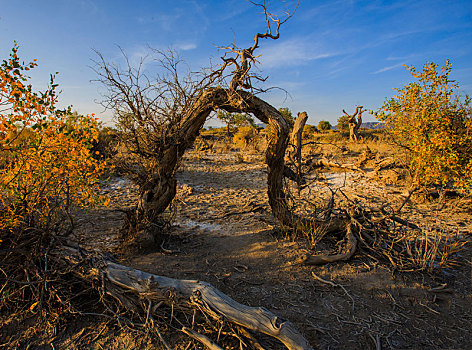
xmin=94 ymin=1 xmax=299 ymax=231
xmin=287 ymin=111 xmax=308 ymax=194
xmin=342 ymin=106 xmax=366 ymax=142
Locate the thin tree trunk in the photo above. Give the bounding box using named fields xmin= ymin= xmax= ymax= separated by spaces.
xmin=289 ymin=112 xmax=308 ymax=194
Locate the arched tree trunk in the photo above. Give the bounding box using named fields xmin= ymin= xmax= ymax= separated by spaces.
xmin=136 ymin=88 xmax=293 ymax=227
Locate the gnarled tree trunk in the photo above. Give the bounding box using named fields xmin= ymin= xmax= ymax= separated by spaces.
xmin=137 ymin=88 xmax=293 ymax=227
xmin=343 ymin=106 xmax=365 ymax=142
xmin=288 ymin=112 xmax=308 ymax=194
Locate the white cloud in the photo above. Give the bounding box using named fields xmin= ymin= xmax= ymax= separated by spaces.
xmin=259 ymin=38 xmax=336 ymax=68
xmin=175 ymin=42 xmax=197 ymax=51
xmin=372 ymin=62 xmax=406 ymax=74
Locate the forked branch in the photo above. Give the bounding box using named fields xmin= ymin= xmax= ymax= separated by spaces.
xmin=217 ymin=0 xmax=299 ymax=91
xmin=343 ymin=106 xmax=366 ymax=142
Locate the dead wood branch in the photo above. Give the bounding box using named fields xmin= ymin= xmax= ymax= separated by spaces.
xmin=308 ymin=158 xmax=364 ymax=172
xmin=58 ymin=247 xmax=313 ymax=350
xmin=290 ymin=111 xmax=308 ymax=167
xmin=302 ymin=223 xmax=357 ymax=265
xmin=182 ymin=327 xmax=223 ymax=350
xmin=342 ymin=106 xmax=365 ymax=142
xmin=286 ymin=112 xmax=308 ymax=193
xmin=379 ymin=207 xmax=420 ymax=230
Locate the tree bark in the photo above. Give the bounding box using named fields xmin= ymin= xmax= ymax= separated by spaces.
xmin=290 ymin=112 xmax=308 ymax=167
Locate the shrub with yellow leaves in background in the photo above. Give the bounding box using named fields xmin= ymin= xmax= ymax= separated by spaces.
xmin=375 ymin=61 xmax=472 ymax=192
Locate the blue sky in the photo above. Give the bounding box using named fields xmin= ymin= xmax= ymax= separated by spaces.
xmin=1 ymin=0 xmax=471 ymax=126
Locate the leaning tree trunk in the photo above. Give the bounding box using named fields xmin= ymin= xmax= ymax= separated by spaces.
xmin=137 ymin=87 xmax=293 ymax=227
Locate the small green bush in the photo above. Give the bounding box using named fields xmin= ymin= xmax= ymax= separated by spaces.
xmin=318 ymin=120 xmax=332 ymax=131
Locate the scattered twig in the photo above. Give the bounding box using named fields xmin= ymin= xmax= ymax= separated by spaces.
xmin=237 ymin=326 xmax=266 ymax=350
xmin=418 ymin=302 xmax=441 ymax=315
xmin=368 ymin=332 xmax=382 ymax=350
xmin=396 ymin=186 xmax=419 ymax=213
xmin=182 ymin=327 xmax=223 ymax=350
xmin=160 ymin=241 xmax=180 ymax=254
xmin=151 ymin=316 xmax=173 ymax=350
xmin=311 ymin=271 xmax=355 ymax=308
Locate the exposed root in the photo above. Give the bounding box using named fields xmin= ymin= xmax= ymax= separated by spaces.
xmin=302 ymin=223 xmax=357 ymax=265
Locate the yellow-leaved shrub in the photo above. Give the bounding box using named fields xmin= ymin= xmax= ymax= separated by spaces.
xmin=0 ymin=44 xmax=107 ymax=236
xmin=375 ymin=61 xmax=472 ymax=192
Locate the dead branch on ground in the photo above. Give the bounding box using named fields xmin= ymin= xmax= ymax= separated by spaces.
xmin=55 ymin=246 xmax=313 ymax=350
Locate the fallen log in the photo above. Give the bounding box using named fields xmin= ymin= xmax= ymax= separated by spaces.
xmin=58 ymin=247 xmax=313 ymax=350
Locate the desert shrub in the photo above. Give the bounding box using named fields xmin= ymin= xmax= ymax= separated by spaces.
xmin=217 ymin=110 xmax=255 ymax=136
xmin=0 ymin=45 xmax=108 ymax=346
xmin=317 ymin=120 xmax=332 ymax=131
xmin=375 ymin=61 xmax=472 ymax=191
xmin=278 ymin=107 xmax=295 ymax=129
xmin=337 ymin=114 xmax=349 ymax=131
xmin=90 ymin=125 xmax=119 ymax=160
xmin=311 ymin=130 xmax=344 ymax=143
xmin=1 ymin=42 xmax=106 ymax=294
xmin=302 ymin=124 xmax=318 ymax=139
xmin=233 ymin=125 xmax=257 ymax=147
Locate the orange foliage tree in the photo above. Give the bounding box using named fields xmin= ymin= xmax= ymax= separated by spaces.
xmin=375 ymin=61 xmax=472 ymax=191
xmin=0 ymin=44 xmax=106 ymax=237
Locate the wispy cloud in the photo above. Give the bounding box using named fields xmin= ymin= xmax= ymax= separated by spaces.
xmin=259 ymin=38 xmax=337 ymax=68
xmin=386 ymin=54 xmax=417 ymax=61
xmin=77 ymin=0 xmax=99 ymax=15
xmin=175 ymin=42 xmax=197 ymax=51
xmin=188 ymin=0 xmax=210 ymax=32
xmin=372 ymin=62 xmax=406 ymax=74
xmin=214 ymin=4 xmax=249 ymax=22
xmin=267 ymin=80 xmax=306 ymax=91
xmin=106 ymin=44 xmax=151 ymax=72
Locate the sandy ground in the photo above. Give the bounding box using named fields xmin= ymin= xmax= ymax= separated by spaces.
xmin=69 ymin=148 xmax=472 ymax=350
